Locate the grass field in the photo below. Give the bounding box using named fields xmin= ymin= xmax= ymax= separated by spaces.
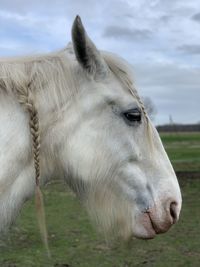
xmin=0 ymin=132 xmax=200 ymax=267
xmin=160 ymin=132 xmax=200 ymax=172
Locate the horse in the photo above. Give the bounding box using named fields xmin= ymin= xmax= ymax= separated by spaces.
xmin=0 ymin=16 xmax=182 ymax=244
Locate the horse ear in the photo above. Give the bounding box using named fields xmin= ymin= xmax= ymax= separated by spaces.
xmin=72 ymin=16 xmax=108 ymax=79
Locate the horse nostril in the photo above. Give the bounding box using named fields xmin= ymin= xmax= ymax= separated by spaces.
xmin=170 ymin=202 xmax=178 ymax=224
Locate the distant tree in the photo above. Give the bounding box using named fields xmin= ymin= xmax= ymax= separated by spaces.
xmin=142 ymin=96 xmax=157 ymax=121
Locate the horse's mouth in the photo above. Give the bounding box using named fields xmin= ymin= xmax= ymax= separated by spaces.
xmin=140 ymin=214 xmax=158 ymax=240
xmin=134 ymin=210 xmax=175 ymax=240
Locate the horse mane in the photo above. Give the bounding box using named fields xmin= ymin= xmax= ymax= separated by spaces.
xmin=0 ymin=47 xmax=147 ymax=117
xmin=0 ymin=50 xmax=78 ymax=106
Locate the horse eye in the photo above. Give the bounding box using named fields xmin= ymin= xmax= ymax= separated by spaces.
xmin=123 ymin=108 xmax=142 ymax=123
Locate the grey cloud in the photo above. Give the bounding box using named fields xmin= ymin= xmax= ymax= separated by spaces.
xmin=177 ymin=45 xmax=200 ymax=55
xmin=133 ymin=62 xmax=200 ymax=124
xmin=103 ymin=26 xmax=152 ymax=41
xmin=159 ymin=15 xmax=172 ymax=23
xmin=0 ymin=0 xmax=96 ymax=18
xmin=134 ymin=63 xmax=200 ymax=89
xmin=192 ymin=12 xmax=200 ymax=22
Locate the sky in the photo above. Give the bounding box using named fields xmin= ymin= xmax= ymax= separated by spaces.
xmin=0 ymin=0 xmax=199 ymax=125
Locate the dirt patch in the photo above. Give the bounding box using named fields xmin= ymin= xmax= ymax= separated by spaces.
xmin=176 ymin=171 xmax=200 ymax=180
xmin=54 ymin=264 xmax=71 ymax=267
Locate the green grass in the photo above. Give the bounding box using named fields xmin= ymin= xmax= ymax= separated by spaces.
xmin=160 ymin=132 xmax=200 ymax=143
xmin=160 ymin=132 xmax=200 ymax=171
xmin=1 ymin=179 xmax=200 ymax=267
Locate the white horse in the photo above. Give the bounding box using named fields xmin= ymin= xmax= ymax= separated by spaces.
xmin=0 ymin=16 xmax=181 ymax=242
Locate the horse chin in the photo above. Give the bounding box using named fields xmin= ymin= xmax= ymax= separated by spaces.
xmin=132 ymin=213 xmax=157 ymax=240
xmin=133 ymin=230 xmax=156 ymax=240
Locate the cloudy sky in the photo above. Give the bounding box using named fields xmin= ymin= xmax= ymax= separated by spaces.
xmin=0 ymin=0 xmax=199 ymax=125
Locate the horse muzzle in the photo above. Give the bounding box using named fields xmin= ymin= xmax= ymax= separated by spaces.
xmin=133 ymin=198 xmax=181 ymax=239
